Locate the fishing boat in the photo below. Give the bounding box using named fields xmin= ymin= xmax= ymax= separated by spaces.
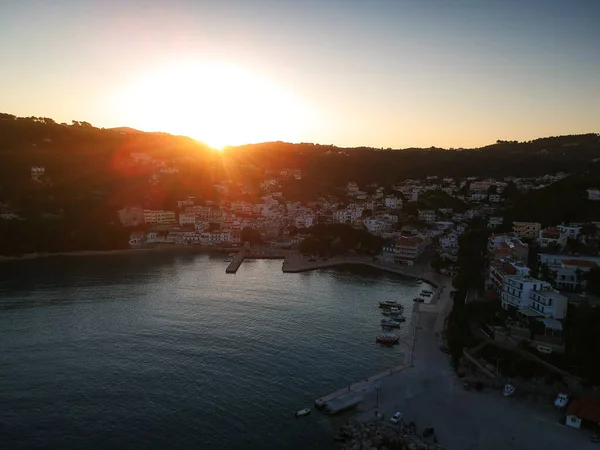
xmin=421 ymin=290 xmax=434 ymax=295
xmin=413 ymin=298 xmax=425 ymax=303
xmin=503 ymin=384 xmax=515 ymax=397
xmin=295 ymin=408 xmax=311 ymax=417
xmin=420 ymin=291 xmax=433 ymax=297
xmin=381 ymin=318 xmax=401 ymax=328
xmin=376 ymin=334 xmax=399 ymax=345
xmin=379 ymin=300 xmax=399 ymax=308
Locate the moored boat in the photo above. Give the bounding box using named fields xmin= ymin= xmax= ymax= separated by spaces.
xmin=376 ymin=334 xmax=399 ymax=344
xmin=416 ymin=280 xmax=422 ymax=284
xmin=503 ymin=384 xmax=515 ymax=397
xmin=413 ymin=298 xmax=425 ymax=303
xmin=379 ymin=300 xmax=398 ymax=308
xmin=381 ymin=318 xmax=401 ymax=328
xmin=295 ymin=408 xmax=311 ymax=417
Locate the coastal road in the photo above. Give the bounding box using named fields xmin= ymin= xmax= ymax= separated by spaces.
xmin=354 ymin=312 xmax=596 ymax=450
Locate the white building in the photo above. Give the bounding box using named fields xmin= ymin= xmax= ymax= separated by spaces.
xmin=488 ymin=216 xmax=503 ymax=228
xmin=537 ymin=227 xmax=568 ymax=248
xmin=557 ymin=224 xmax=581 ymax=240
xmin=31 ymin=166 xmax=45 ymax=180
xmin=179 ymin=212 xmax=196 ymax=226
xmin=587 ymin=188 xmax=600 ymax=201
xmin=384 ymin=196 xmax=402 ymax=209
xmin=418 ymin=209 xmax=436 ymax=224
xmin=501 ymin=275 xmax=568 ymax=320
xmin=143 ymin=210 xmax=176 ymax=225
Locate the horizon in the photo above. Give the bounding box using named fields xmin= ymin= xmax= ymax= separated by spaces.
xmin=6 ymin=111 xmax=598 ymax=151
xmin=1 ymin=0 xmax=599 ymax=148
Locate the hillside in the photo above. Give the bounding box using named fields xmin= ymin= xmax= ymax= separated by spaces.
xmin=503 ymin=166 xmax=600 ymax=227
xmin=0 ymin=112 xmax=599 ymax=255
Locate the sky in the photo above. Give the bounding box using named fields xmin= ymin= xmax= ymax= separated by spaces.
xmin=1 ymin=0 xmax=599 ymax=148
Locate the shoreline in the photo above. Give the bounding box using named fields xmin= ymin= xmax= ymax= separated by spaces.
xmin=0 ymin=245 xmax=240 ymax=263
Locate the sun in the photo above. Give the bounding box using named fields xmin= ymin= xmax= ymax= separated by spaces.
xmin=114 ymin=61 xmax=314 ymax=148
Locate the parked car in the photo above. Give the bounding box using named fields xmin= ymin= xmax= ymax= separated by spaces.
xmin=390 ymin=412 xmax=403 ymax=424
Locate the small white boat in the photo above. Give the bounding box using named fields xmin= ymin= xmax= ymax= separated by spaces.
xmin=416 ymin=280 xmax=422 ymax=285
xmin=503 ymin=384 xmax=515 ymax=397
xmin=295 ymin=408 xmax=311 ymax=417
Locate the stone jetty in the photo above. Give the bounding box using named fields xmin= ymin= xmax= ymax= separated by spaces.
xmin=333 ymin=420 xmax=444 ymax=450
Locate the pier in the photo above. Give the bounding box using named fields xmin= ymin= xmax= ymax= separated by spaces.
xmin=225 ymin=249 xmax=287 ymax=274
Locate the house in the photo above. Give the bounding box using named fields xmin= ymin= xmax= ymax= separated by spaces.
xmin=143 ymin=210 xmax=176 ymax=225
xmin=554 ymin=259 xmax=598 ymax=290
xmin=488 ymin=217 xmax=503 ymax=228
xmin=587 ymin=188 xmax=600 ymax=201
xmin=418 ymin=209 xmax=436 ymax=224
xmin=394 ymin=236 xmax=429 ymax=265
xmin=513 ymin=222 xmax=541 ymax=240
xmin=489 ymin=194 xmax=503 ymax=203
xmin=128 ymin=231 xmax=145 ymax=247
xmin=179 ymin=212 xmax=196 ymax=226
xmin=31 ymin=166 xmax=45 ymax=180
xmin=488 ymin=258 xmax=530 ymax=294
xmin=469 ymin=192 xmax=487 ymax=202
xmin=346 ymin=182 xmax=360 ymax=194
xmin=384 ymin=196 xmax=402 ymax=209
xmin=557 ymin=224 xmax=581 ymax=240
xmin=118 ymin=206 xmax=146 ymax=227
xmin=537 ymin=227 xmax=567 ymax=249
xmin=566 ymin=397 xmax=600 ymax=429
xmin=488 ymin=233 xmax=529 ymax=262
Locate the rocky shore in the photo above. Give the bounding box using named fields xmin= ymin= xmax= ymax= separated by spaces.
xmin=334 ymin=420 xmax=442 ymax=450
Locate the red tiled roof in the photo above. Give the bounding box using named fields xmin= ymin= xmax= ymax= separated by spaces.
xmin=568 ymin=397 xmax=600 ymax=423
xmin=541 ymin=230 xmax=562 ymax=239
xmin=396 ymin=237 xmax=423 ymax=246
xmin=562 ymin=259 xmax=598 ymax=268
xmin=502 ymin=262 xmax=518 ymax=275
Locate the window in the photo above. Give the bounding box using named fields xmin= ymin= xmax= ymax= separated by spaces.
xmin=548 ymin=298 xmax=552 ymax=306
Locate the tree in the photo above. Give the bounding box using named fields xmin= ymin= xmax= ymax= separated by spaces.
xmin=240 ymin=227 xmax=261 ymax=245
xmin=583 ymin=267 xmax=600 ymax=296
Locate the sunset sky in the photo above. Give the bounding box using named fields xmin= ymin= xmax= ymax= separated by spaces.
xmin=1 ymin=0 xmax=599 ymax=148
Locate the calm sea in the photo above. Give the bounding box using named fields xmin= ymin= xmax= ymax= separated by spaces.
xmin=0 ymin=253 xmax=424 ymax=450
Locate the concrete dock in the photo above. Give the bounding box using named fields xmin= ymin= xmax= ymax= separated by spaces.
xmin=225 ymin=250 xmax=287 ymax=274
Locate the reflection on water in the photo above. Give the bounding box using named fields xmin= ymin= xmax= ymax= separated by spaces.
xmin=0 ymin=254 xmax=426 ymax=450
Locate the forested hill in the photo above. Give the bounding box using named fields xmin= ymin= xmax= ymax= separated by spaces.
xmin=503 ymin=164 xmax=600 ymax=227
xmin=226 ymin=134 xmax=600 ymax=185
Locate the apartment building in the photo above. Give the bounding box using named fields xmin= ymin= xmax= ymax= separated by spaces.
xmin=513 ymin=221 xmax=542 ymax=240
xmin=501 ymin=275 xmax=568 ymax=320
xmin=143 ymin=210 xmax=176 ymax=225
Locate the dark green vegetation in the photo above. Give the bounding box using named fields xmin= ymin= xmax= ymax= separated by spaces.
xmin=503 ymin=167 xmax=600 ymax=227
xmin=446 ymin=221 xmax=492 ymax=368
xmin=298 ymin=224 xmax=383 ymax=256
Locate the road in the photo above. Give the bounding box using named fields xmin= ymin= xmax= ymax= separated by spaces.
xmin=352 ymin=312 xmax=596 ymax=450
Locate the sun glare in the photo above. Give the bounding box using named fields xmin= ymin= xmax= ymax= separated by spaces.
xmin=115 ymin=61 xmax=314 ymax=148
